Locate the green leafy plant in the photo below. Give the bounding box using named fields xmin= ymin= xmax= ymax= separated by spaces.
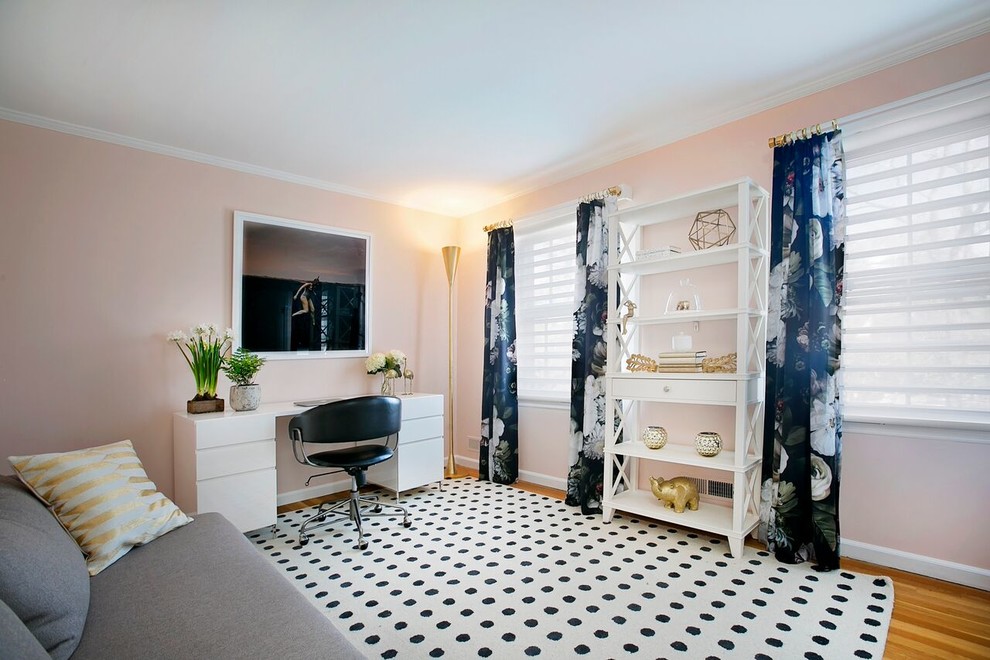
xmin=168 ymin=324 xmax=233 ymax=400
xmin=221 ymin=347 xmax=267 ymax=386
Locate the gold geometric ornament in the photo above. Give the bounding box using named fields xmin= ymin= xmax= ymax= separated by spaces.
xmin=689 ymin=209 xmax=735 ymax=250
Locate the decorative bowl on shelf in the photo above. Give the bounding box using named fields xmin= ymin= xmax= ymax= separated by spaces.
xmin=642 ymin=426 xmax=668 ymax=449
xmin=694 ymin=431 xmax=722 ymax=457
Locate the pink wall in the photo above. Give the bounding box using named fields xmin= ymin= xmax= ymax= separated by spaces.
xmin=2 ymin=33 xmax=987 ymax=575
xmin=456 ymin=34 xmax=990 ymax=571
xmin=0 ymin=121 xmax=457 ymax=494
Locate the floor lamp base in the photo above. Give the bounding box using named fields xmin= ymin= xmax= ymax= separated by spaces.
xmin=444 ymin=456 xmax=468 ymax=480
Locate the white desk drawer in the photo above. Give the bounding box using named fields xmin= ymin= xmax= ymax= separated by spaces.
xmin=401 ymin=394 xmax=443 ymax=420
xmin=197 ymin=468 xmax=276 ymax=532
xmin=400 ymin=416 xmax=443 ymax=444
xmin=610 ymin=376 xmax=736 ymax=404
xmin=396 ymin=437 xmax=443 ymax=491
xmin=193 ymin=415 xmax=275 ymax=449
xmin=196 ymin=439 xmax=275 ymax=480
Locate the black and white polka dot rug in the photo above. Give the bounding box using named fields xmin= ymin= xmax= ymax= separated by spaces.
xmin=251 ymin=478 xmax=892 ymax=659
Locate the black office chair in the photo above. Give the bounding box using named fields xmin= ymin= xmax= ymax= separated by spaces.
xmin=288 ymin=395 xmax=410 ymax=549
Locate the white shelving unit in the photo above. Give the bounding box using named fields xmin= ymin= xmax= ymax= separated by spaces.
xmin=602 ymin=178 xmax=769 ymax=558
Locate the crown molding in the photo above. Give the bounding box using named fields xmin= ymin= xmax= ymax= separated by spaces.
xmin=473 ymin=18 xmax=990 ymax=215
xmin=0 ymin=106 xmax=463 ymax=218
xmin=2 ymin=18 xmax=987 ymax=220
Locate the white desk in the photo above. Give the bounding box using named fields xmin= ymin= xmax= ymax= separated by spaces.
xmin=172 ymin=393 xmax=443 ymax=532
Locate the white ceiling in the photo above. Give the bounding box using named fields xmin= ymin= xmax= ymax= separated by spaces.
xmin=1 ymin=1 xmax=989 ymax=217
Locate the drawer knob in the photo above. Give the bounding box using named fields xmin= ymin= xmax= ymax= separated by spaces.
xmin=663 ymin=385 xmax=671 ymax=393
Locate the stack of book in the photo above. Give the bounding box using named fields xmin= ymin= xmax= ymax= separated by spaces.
xmin=656 ymin=350 xmax=706 ymax=372
xmin=635 ymin=245 xmax=681 ymax=260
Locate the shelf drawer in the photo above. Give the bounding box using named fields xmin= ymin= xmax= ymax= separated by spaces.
xmin=611 ymin=376 xmax=736 ymax=404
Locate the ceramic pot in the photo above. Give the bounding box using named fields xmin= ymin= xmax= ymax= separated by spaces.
xmin=695 ymin=431 xmax=722 ymax=457
xmin=642 ymin=426 xmax=668 ymax=449
xmin=229 ymin=384 xmax=261 ymax=411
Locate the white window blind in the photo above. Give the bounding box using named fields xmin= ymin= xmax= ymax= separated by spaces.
xmin=514 ymin=212 xmax=577 ymax=402
xmin=841 ymin=76 xmax=990 ymax=430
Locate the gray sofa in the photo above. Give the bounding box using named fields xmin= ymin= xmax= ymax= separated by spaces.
xmin=0 ymin=475 xmax=363 ymax=659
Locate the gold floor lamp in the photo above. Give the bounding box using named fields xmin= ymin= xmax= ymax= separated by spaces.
xmin=442 ymin=245 xmax=462 ymax=478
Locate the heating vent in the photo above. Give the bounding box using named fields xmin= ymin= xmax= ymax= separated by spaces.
xmin=685 ymin=477 xmax=733 ymax=500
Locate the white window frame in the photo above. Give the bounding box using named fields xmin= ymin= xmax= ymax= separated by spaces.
xmin=513 ymin=202 xmax=578 ymax=408
xmin=840 ymin=73 xmax=990 ymax=443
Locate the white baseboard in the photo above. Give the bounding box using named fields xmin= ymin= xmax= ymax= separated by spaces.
xmin=842 ymin=538 xmax=990 ymax=591
xmin=455 ymin=454 xmax=567 ymax=492
xmin=276 ymin=478 xmax=350 ymax=507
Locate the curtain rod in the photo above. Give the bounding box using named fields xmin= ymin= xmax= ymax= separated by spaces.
xmin=482 ymin=184 xmax=628 ymax=232
xmin=482 ymin=218 xmax=514 ymax=233
xmin=767 ymin=119 xmax=839 ymax=148
xmin=579 ymin=184 xmax=624 ymax=203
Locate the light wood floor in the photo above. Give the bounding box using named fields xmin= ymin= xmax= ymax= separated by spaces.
xmin=279 ymin=468 xmax=990 ymax=659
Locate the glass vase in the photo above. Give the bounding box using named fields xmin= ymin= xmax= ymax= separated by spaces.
xmin=665 ymin=278 xmax=702 ymax=314
xmin=381 ymin=373 xmax=395 ymax=396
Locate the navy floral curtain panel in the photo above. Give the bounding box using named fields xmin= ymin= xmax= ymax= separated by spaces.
xmin=761 ymin=132 xmax=846 ymax=571
xmin=566 ymin=200 xmax=612 ymax=514
xmin=480 ymin=227 xmax=519 ymax=484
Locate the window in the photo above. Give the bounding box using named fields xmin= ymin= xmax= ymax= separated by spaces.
xmin=514 ymin=210 xmax=577 ymax=403
xmin=841 ymin=75 xmax=990 ymax=431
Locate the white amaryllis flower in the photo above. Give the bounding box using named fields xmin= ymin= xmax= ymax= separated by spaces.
xmin=810 ymin=373 xmax=839 ymax=456
xmin=810 ymin=454 xmax=832 ymax=501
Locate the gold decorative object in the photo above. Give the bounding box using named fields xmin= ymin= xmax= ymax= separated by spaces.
xmin=689 ymin=209 xmax=736 ymax=250
xmin=442 ymin=245 xmax=463 ymax=479
xmin=627 ymin=353 xmax=659 ymax=372
xmin=649 ymin=476 xmax=700 ymax=513
xmin=642 ymin=426 xmax=668 ymax=449
xmin=402 ymin=363 xmax=415 ymax=396
xmin=621 ymin=300 xmax=637 ymax=335
xmin=695 ymin=431 xmax=722 ymax=457
xmin=701 ymin=352 xmax=737 ymax=373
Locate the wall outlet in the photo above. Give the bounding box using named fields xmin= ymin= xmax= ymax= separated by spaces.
xmin=467 ymin=436 xmax=481 ymax=451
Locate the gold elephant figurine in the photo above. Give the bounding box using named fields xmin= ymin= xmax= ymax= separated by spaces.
xmin=649 ymin=476 xmax=699 ymax=513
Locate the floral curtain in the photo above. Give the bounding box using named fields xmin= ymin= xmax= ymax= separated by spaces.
xmin=480 ymin=227 xmax=519 ymax=484
xmin=761 ymin=132 xmax=846 ymax=571
xmin=565 ymin=199 xmax=612 ymax=514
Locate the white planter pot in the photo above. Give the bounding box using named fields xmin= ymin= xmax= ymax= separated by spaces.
xmin=229 ymin=384 xmax=261 ymax=411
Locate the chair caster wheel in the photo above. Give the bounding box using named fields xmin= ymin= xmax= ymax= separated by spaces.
xmin=372 ymin=505 xmax=383 ymax=513
xmin=299 ymin=536 xmax=309 ymax=546
xmin=402 ymin=519 xmax=412 ymax=528
xmin=357 ymin=541 xmax=369 ymax=550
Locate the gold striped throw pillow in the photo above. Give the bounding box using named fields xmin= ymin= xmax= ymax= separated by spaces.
xmin=8 ymin=439 xmax=192 ymax=576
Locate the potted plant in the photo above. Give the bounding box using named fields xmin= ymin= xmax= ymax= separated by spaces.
xmin=222 ymin=347 xmax=267 ymax=411
xmin=168 ymin=324 xmax=233 ymax=413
